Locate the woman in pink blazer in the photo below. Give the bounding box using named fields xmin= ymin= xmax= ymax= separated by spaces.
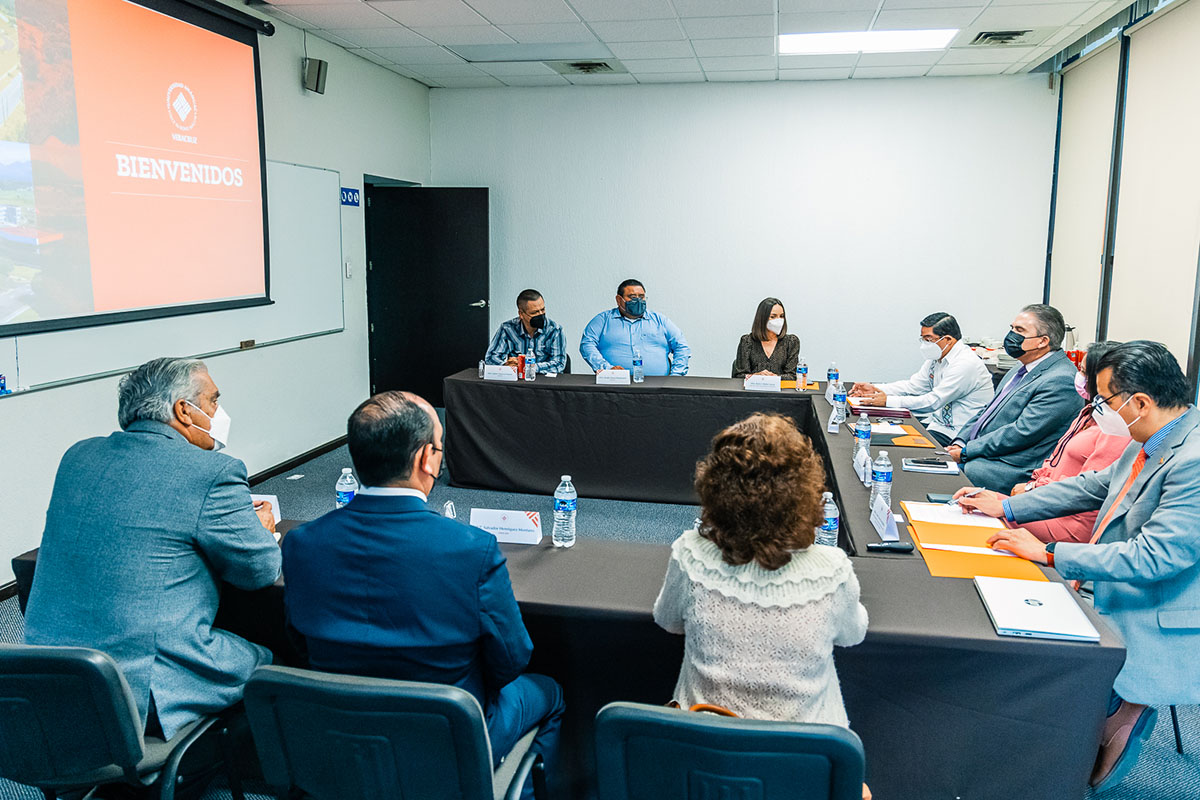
xmin=1004 ymin=342 xmax=1131 ymax=542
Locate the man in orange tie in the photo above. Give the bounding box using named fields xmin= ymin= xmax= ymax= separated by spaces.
xmin=953 ymin=341 xmax=1200 ymax=791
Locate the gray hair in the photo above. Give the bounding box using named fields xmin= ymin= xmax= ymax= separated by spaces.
xmin=1020 ymin=304 xmax=1066 ymax=350
xmin=117 ymin=357 xmax=209 ymax=430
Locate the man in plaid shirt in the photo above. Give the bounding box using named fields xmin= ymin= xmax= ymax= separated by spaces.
xmin=485 ymin=289 xmax=567 ymax=374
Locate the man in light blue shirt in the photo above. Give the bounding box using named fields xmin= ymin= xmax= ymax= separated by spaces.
xmin=580 ymin=279 xmax=691 ymax=376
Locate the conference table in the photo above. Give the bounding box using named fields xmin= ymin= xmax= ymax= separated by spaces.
xmin=12 ymin=372 xmax=1126 ymax=800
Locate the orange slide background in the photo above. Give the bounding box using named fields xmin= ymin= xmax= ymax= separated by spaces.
xmin=68 ymin=0 xmax=264 ymax=312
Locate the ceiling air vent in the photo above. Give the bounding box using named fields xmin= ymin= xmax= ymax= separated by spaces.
xmin=970 ymin=30 xmax=1036 ymax=47
xmin=546 ymin=59 xmax=627 ymax=76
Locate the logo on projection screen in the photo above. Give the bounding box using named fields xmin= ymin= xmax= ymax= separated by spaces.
xmin=166 ymin=82 xmax=198 ymax=131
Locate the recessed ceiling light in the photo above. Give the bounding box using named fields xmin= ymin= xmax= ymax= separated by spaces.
xmin=779 ymin=29 xmax=958 ymax=55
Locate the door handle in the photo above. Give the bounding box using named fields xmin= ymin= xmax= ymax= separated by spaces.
xmin=468 ymin=300 xmax=488 ymax=308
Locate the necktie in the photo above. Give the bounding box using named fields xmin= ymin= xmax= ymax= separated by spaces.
xmin=1070 ymin=449 xmax=1147 ymax=591
xmin=967 ymin=365 xmax=1027 ymax=441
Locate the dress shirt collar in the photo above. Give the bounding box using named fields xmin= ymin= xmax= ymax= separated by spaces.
xmin=1144 ymin=409 xmax=1191 ymax=460
xmin=358 ymin=486 xmax=429 ymax=501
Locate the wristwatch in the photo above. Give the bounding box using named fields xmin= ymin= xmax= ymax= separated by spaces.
xmin=1044 ymin=541 xmax=1056 ymax=568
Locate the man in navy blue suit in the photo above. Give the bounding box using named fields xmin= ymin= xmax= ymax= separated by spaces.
xmin=283 ymin=391 xmax=564 ymax=797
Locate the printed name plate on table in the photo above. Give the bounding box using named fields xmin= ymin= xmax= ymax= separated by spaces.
xmin=483 ymin=365 xmax=518 ymax=382
xmin=870 ymin=495 xmax=900 ymax=541
xmin=250 ymin=494 xmax=282 ymax=541
xmin=469 ymin=509 xmax=543 ymax=545
xmin=596 ymin=369 xmax=631 ymax=385
xmin=743 ymin=374 xmax=781 ymax=392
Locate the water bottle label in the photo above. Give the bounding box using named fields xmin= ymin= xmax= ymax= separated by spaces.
xmin=554 ymin=498 xmax=577 ymax=512
xmin=633 ymin=359 xmax=643 ymax=367
xmin=336 ymin=490 xmax=355 ymax=506
xmin=854 ymin=428 xmax=870 ymax=440
xmin=820 ymin=516 xmax=838 ymax=532
xmin=828 ymin=371 xmax=839 ymax=381
xmin=871 ymin=469 xmax=892 ymax=483
xmin=834 ymin=392 xmax=846 ymax=403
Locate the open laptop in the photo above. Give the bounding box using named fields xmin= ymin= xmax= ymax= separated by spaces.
xmin=974 ymin=576 xmax=1101 ymax=643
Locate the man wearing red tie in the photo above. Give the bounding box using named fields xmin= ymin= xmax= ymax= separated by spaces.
xmin=954 ymin=340 xmax=1200 ymax=792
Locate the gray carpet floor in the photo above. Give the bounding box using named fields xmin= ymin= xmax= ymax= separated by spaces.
xmin=4 ymin=438 xmax=1197 ymax=799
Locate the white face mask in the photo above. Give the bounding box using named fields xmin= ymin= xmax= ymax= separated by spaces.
xmin=919 ymin=339 xmax=944 ymax=361
xmin=185 ymin=401 xmax=232 ymax=451
xmin=1074 ymin=371 xmax=1089 ymax=400
xmin=766 ymin=318 xmax=785 ymax=335
xmin=1091 ymin=396 xmax=1134 ymax=439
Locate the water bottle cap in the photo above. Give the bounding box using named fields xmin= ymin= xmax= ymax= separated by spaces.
xmin=822 ymin=491 xmax=832 ymax=500
xmin=879 ymin=450 xmax=888 ymax=457
xmin=561 ymin=475 xmax=571 ymax=482
xmin=860 ymin=413 xmax=869 ymax=420
xmin=342 ymin=467 xmax=353 ymax=474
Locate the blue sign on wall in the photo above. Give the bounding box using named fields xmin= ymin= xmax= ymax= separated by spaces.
xmin=340 ymin=187 xmax=361 ymax=207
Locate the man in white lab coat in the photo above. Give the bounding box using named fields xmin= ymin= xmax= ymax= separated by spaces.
xmin=850 ymin=312 xmax=994 ymax=446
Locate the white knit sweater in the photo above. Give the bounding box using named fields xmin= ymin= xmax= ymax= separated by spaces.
xmin=653 ymin=529 xmax=869 ymax=727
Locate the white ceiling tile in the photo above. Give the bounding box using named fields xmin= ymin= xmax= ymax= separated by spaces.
xmin=588 ymin=19 xmax=686 ymax=42
xmin=371 ymin=45 xmax=468 ymax=64
xmin=311 ymin=30 xmax=358 ymax=48
xmin=564 ymin=72 xmax=639 ymax=83
xmin=938 ymin=46 xmax=1034 ymax=64
xmin=856 ymin=49 xmax=944 ymax=66
xmin=1070 ymin=1 xmax=1120 ymax=27
xmin=778 ymin=12 xmax=877 ymax=34
xmin=706 ymin=70 xmax=777 ymax=81
xmin=672 ymin=0 xmax=775 ymax=16
xmin=567 ymin=0 xmax=677 ymax=22
xmin=383 ymin=64 xmax=433 ymax=81
xmin=476 ymin=61 xmax=558 ymax=76
xmin=691 ymin=37 xmax=774 ymax=57
xmin=881 ymin=0 xmax=986 ymax=8
xmin=971 ymin=3 xmax=1094 ymax=28
xmin=606 ymin=40 xmax=696 ymax=59
xmin=369 ymin=1 xmax=488 ymax=27
xmin=433 ymin=75 xmax=507 ymax=87
xmin=699 ymin=55 xmax=777 ymax=71
xmin=348 ymin=48 xmax=395 ymax=67
xmin=260 ymin=7 xmax=319 ymax=28
xmin=852 ymin=64 xmax=930 ymax=78
xmin=410 ymin=25 xmax=515 ymax=45
xmin=621 ymin=57 xmax=702 ymax=73
xmin=927 ymin=62 xmax=1013 ymax=75
xmin=777 ymin=53 xmax=859 ymax=68
xmin=634 ymin=72 xmax=706 ymax=82
xmin=779 ymin=66 xmax=855 ymax=79
xmin=464 ymin=0 xmax=580 ymax=25
xmin=264 ymin=0 xmax=362 ymax=5
xmin=781 ymin=0 xmax=878 ymax=10
xmin=680 ymin=15 xmax=776 ymax=39
xmin=873 ymin=7 xmax=983 ymax=30
xmin=498 ymin=22 xmax=597 ymax=43
xmin=1040 ymin=25 xmax=1081 ymax=49
xmin=500 ymin=74 xmax=571 ymax=85
xmin=326 ymin=27 xmax=434 ymax=47
xmin=284 ymin=3 xmax=396 ymax=28
xmin=417 ymin=62 xmax=494 ymax=77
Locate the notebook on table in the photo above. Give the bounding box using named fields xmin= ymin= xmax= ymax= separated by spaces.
xmin=974 ymin=576 xmax=1100 ymax=643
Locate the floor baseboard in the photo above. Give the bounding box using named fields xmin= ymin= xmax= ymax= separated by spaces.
xmin=249 ymin=437 xmax=347 ymax=486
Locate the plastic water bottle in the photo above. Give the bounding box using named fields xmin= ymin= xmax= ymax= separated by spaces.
xmin=478 ymin=360 xmax=485 ymax=378
xmin=853 ymin=413 xmax=872 ymax=460
xmin=335 ymin=468 xmax=358 ymax=509
xmin=632 ymin=348 xmax=644 ymax=384
xmin=553 ymin=475 xmax=577 ymax=547
xmin=816 ymin=491 xmax=839 ymax=548
xmin=827 ymin=361 xmax=839 ymax=385
xmin=833 ymin=379 xmax=848 ymax=423
xmin=868 ymin=451 xmax=893 ymax=511
xmin=796 ymin=355 xmax=808 ymax=391
xmin=524 ymin=345 xmax=536 ymax=381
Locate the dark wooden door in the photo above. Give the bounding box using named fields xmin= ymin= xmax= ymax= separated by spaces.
xmin=364 ymin=187 xmax=489 ymax=407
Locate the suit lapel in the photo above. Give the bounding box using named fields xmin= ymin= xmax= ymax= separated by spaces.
xmin=989 ymin=352 xmax=1060 ymax=418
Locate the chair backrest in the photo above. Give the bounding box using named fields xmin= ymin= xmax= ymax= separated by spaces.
xmin=244 ymin=665 xmax=495 ymax=800
xmin=595 ymin=702 xmax=865 ymax=800
xmin=0 ymin=643 xmax=145 ymax=788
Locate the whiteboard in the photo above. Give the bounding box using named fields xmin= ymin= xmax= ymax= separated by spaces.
xmin=0 ymin=160 xmax=344 ymax=389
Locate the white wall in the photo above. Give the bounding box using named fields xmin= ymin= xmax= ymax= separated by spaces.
xmin=0 ymin=7 xmax=430 ymax=582
xmin=431 ymin=77 xmax=1058 ymax=380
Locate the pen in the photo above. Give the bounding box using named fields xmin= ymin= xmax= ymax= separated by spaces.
xmin=947 ymin=488 xmax=984 ymax=507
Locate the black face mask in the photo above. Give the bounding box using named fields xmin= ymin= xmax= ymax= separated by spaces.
xmin=1004 ymin=330 xmax=1034 ymax=359
xmin=528 ymin=313 xmax=547 ymax=331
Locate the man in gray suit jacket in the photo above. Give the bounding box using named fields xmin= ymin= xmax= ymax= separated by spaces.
xmin=25 ymin=357 xmax=281 ymax=739
xmin=947 ymin=304 xmax=1082 ymax=492
xmin=958 ymin=341 xmax=1200 ymax=791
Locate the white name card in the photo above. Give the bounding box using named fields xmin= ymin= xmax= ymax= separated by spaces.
xmin=469 ymin=508 xmax=543 ymax=545
xmin=596 ymin=369 xmax=631 ymax=385
xmin=870 ymin=496 xmax=900 ymax=542
xmin=483 ymin=365 xmax=518 ymax=382
xmin=743 ymin=374 xmax=782 ymax=392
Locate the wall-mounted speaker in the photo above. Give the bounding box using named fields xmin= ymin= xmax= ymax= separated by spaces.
xmin=302 ymin=57 xmax=328 ymax=94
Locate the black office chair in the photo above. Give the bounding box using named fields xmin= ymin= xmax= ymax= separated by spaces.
xmin=595 ymin=701 xmax=866 ymax=800
xmin=0 ymin=643 xmax=245 ymax=800
xmin=564 ymin=353 xmax=572 ymax=374
xmin=243 ymin=665 xmax=545 ymax=800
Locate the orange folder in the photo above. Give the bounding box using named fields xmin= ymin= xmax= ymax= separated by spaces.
xmin=890 ymin=425 xmax=936 ymax=449
xmin=780 ymin=380 xmax=819 ymax=390
xmin=899 ymin=507 xmax=1049 ymax=582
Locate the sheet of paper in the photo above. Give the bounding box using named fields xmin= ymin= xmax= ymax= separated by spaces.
xmin=250 ymin=494 xmax=282 ymax=524
xmin=870 ymin=422 xmax=904 ymax=435
xmin=469 ymin=509 xmax=543 ymax=545
xmin=596 ymin=369 xmax=631 ymax=385
xmin=919 ymin=543 xmax=1015 ymax=557
xmin=904 ymin=501 xmax=1003 ymax=529
xmin=483 ymin=365 xmax=518 ymax=382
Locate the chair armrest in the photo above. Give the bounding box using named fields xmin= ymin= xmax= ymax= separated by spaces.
xmin=503 ymin=748 xmax=543 ymax=800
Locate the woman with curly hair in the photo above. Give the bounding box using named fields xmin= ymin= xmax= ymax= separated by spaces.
xmin=653 ymin=412 xmax=869 ymax=727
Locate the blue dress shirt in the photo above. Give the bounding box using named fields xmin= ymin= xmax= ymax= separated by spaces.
xmin=485 ymin=317 xmax=566 ymax=373
xmin=579 ymin=308 xmax=690 ymax=376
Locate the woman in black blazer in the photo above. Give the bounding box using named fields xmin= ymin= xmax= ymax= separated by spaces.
xmin=732 ymin=297 xmax=801 ymax=378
